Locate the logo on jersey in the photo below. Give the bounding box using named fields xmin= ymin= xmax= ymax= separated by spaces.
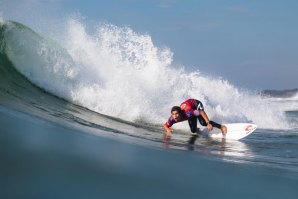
xmin=197 ymin=103 xmax=203 ymax=110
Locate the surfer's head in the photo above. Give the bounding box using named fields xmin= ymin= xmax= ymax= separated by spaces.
xmin=171 ymin=106 xmax=183 ymax=122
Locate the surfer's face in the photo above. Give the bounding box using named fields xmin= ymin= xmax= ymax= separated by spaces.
xmin=171 ymin=110 xmax=181 ymax=122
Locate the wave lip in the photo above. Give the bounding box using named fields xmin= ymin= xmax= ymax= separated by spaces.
xmin=1 ymin=20 xmax=78 ymax=100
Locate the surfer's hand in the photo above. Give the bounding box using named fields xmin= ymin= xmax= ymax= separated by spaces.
xmin=221 ymin=125 xmax=227 ymax=136
xmin=207 ymin=123 xmax=213 ymax=131
xmin=165 ymin=129 xmax=172 ymax=138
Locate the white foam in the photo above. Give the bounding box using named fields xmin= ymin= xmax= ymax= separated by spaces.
xmin=4 ymin=19 xmax=293 ymax=129
xmin=61 ymin=19 xmax=290 ymax=129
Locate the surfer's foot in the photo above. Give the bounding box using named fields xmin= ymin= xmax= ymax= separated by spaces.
xmin=221 ymin=125 xmax=227 ymax=136
xmin=191 ymin=131 xmax=198 ymax=135
xmin=191 ymin=128 xmax=201 ymax=135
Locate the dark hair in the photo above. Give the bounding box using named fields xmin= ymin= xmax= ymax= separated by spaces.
xmin=171 ymin=106 xmax=182 ymax=114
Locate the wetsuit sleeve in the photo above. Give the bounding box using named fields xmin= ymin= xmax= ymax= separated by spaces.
xmin=196 ymin=100 xmax=204 ymax=111
xmin=165 ymin=116 xmax=175 ymax=127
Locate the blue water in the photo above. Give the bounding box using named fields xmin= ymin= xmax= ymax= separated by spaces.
xmin=1 ymin=106 xmax=298 ymax=199
xmin=1 ymin=20 xmax=298 ymax=198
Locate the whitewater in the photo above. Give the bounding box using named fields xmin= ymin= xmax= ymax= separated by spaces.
xmin=1 ymin=18 xmax=298 ymax=199
xmin=1 ymin=19 xmax=295 ymax=129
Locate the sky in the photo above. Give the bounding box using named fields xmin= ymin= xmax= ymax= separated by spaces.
xmin=1 ymin=0 xmax=298 ymax=90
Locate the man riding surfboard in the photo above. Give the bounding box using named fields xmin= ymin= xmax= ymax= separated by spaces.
xmin=163 ymin=99 xmax=227 ymax=138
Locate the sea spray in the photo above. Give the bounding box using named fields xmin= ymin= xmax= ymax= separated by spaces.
xmin=62 ymin=19 xmax=289 ymax=129
xmin=0 ymin=19 xmax=291 ymax=129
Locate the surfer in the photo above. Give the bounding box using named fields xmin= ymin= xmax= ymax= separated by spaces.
xmin=163 ymin=99 xmax=227 ymax=138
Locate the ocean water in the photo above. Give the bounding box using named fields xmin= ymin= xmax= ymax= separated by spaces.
xmin=1 ymin=20 xmax=298 ymax=198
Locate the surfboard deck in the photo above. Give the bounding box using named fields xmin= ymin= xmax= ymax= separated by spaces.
xmin=200 ymin=123 xmax=257 ymax=141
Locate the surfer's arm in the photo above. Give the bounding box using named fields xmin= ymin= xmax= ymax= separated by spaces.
xmin=200 ymin=110 xmax=213 ymax=131
xmin=163 ymin=117 xmax=174 ymax=137
xmin=163 ymin=124 xmax=173 ymax=137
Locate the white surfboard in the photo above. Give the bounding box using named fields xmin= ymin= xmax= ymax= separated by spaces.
xmin=201 ymin=123 xmax=257 ymax=140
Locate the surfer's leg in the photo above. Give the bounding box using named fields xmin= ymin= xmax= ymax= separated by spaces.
xmin=198 ymin=115 xmax=221 ymax=129
xmin=197 ymin=115 xmax=207 ymax=126
xmin=198 ymin=115 xmax=227 ymax=135
xmin=209 ymin=121 xmax=221 ymax=129
xmin=188 ymin=116 xmax=198 ymax=133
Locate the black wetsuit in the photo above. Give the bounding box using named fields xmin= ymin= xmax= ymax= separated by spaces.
xmin=188 ymin=100 xmax=221 ymax=133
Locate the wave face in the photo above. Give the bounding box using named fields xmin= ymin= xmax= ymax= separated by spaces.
xmin=0 ymin=19 xmax=294 ymax=129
